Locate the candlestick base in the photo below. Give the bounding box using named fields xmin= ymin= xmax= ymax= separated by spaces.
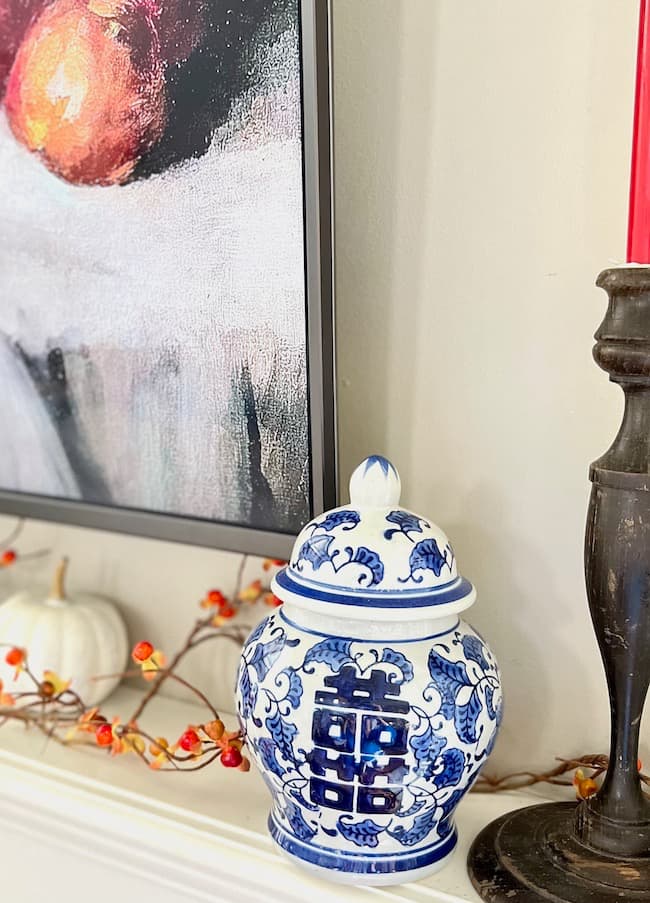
xmin=468 ymin=801 xmax=650 ymax=902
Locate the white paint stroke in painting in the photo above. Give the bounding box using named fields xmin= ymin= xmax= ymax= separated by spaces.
xmin=0 ymin=22 xmax=311 ymax=530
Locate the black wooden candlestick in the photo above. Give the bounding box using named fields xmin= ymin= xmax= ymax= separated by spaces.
xmin=467 ymin=267 xmax=650 ymax=902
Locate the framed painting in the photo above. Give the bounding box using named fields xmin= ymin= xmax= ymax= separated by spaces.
xmin=0 ymin=0 xmax=335 ymax=557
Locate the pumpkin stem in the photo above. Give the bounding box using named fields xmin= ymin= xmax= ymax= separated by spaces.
xmin=50 ymin=557 xmax=69 ymax=601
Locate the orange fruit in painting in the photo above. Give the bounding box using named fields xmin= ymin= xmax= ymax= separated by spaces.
xmin=4 ymin=0 xmax=167 ymax=185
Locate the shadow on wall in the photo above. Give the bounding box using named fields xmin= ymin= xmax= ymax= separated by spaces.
xmin=446 ymin=483 xmax=605 ymax=774
xmin=333 ymin=0 xmax=439 ymax=481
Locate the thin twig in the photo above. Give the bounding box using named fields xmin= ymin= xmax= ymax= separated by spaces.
xmin=127 ymin=618 xmax=206 ymax=725
xmin=0 ymin=519 xmax=24 ymax=551
xmin=167 ymin=672 xmax=221 ymax=722
xmin=472 ymin=755 xmax=614 ymax=794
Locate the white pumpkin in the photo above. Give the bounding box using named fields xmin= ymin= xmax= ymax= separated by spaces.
xmin=0 ymin=558 xmax=128 ymax=707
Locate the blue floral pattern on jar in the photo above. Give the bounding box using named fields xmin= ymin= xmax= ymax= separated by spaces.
xmin=236 ymin=609 xmax=502 ymax=875
xmin=287 ymin=494 xmax=460 ymax=598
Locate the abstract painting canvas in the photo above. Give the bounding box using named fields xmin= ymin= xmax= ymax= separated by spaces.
xmin=0 ymin=0 xmax=334 ymax=554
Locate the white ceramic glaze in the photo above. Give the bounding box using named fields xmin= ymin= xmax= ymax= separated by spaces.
xmin=236 ymin=456 xmax=502 ymax=886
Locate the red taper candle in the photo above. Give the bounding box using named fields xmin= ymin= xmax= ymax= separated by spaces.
xmin=628 ymin=0 xmax=650 ymax=262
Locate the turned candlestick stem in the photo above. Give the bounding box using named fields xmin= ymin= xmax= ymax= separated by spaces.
xmin=576 ymin=266 xmax=650 ymax=855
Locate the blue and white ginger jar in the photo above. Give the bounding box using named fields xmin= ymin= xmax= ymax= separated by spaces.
xmin=236 ymin=456 xmax=502 ymax=886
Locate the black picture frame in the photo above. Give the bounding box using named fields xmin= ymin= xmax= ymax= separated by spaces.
xmin=0 ymin=0 xmax=336 ymax=558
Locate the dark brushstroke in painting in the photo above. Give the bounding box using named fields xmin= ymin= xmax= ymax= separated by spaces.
xmin=14 ymin=344 xmax=112 ymax=501
xmin=135 ymin=0 xmax=292 ymax=179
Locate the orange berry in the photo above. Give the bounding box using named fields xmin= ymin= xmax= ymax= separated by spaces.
xmin=39 ymin=680 xmax=56 ymax=698
xmin=219 ymin=605 xmax=236 ymax=619
xmin=238 ymin=756 xmax=251 ymax=773
xmin=203 ymin=719 xmax=225 ymax=742
xmin=96 ymin=723 xmax=114 ymax=747
xmin=149 ymin=736 xmax=169 ymax=756
xmin=239 ymin=580 xmax=263 ymax=603
xmin=132 ymin=641 xmax=154 ymax=663
xmin=263 ymin=558 xmax=287 ymax=570
xmin=1 ymin=549 xmax=17 ymax=565
xmin=264 ymin=593 xmax=283 ymax=607
xmin=577 ymin=778 xmax=599 ymax=799
xmin=5 ymin=647 xmax=24 ymax=667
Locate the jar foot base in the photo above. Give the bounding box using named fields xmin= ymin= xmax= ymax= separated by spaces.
xmin=468 ymin=801 xmax=650 ymax=902
xmin=269 ymin=813 xmax=457 ymax=887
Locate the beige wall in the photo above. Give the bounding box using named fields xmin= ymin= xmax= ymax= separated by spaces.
xmin=0 ymin=0 xmax=642 ymax=774
xmin=333 ymin=0 xmax=639 ymax=772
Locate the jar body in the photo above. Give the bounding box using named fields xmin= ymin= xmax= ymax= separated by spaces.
xmin=235 ymin=603 xmax=502 ymax=886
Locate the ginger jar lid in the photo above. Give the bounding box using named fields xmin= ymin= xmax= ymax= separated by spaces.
xmin=272 ymin=455 xmax=476 ymax=617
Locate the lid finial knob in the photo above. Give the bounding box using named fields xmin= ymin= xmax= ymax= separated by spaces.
xmin=349 ymin=455 xmax=401 ymax=508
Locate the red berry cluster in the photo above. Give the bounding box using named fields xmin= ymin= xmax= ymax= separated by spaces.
xmin=177 ymin=720 xmax=249 ymax=771
xmin=201 ymin=589 xmax=236 ymax=619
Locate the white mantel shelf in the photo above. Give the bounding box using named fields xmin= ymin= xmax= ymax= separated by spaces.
xmin=0 ymin=687 xmax=553 ymax=903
